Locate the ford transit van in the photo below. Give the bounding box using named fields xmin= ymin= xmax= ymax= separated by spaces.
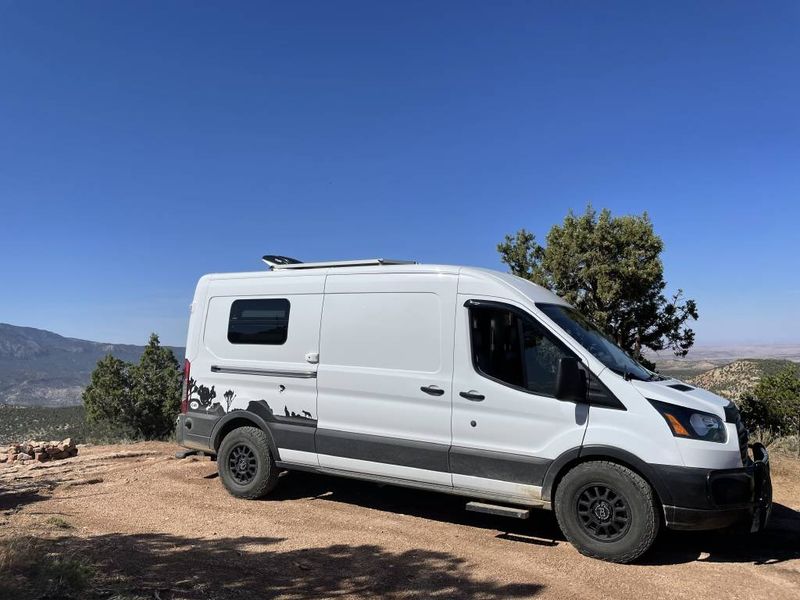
xmin=176 ymin=256 xmax=771 ymax=563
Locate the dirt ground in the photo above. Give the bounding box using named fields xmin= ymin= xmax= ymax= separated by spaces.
xmin=1 ymin=442 xmax=799 ymax=600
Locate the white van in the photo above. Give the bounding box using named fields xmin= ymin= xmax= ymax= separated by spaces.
xmin=176 ymin=257 xmax=771 ymax=563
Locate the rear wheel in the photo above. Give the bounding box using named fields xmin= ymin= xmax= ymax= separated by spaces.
xmin=218 ymin=426 xmax=279 ymax=499
xmin=554 ymin=461 xmax=660 ymax=563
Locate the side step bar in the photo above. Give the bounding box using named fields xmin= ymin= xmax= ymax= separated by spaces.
xmin=466 ymin=501 xmax=530 ymax=519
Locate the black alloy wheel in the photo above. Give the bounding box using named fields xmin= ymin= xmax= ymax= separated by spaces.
xmin=554 ymin=461 xmax=660 ymax=563
xmin=228 ymin=443 xmax=258 ymax=485
xmin=576 ymin=484 xmax=631 ymax=542
xmin=218 ymin=426 xmax=280 ymax=499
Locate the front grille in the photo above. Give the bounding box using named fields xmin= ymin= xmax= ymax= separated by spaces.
xmin=724 ymin=401 xmax=749 ymax=464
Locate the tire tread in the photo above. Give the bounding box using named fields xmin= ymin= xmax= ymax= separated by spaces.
xmin=219 ymin=426 xmax=279 ymax=499
xmin=554 ymin=460 xmax=660 ymax=564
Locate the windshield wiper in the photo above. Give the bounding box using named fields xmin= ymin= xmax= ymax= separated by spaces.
xmin=619 ymin=365 xmax=655 ymax=382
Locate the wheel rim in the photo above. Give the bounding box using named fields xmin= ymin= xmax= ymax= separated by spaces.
xmin=228 ymin=444 xmax=258 ymax=485
xmin=576 ymin=484 xmax=630 ymax=542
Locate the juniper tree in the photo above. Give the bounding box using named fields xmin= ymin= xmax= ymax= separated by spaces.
xmin=498 ymin=205 xmax=698 ymax=370
xmin=82 ymin=333 xmax=182 ymax=440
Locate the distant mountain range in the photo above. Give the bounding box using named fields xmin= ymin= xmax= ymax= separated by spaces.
xmin=0 ymin=323 xmax=184 ymax=407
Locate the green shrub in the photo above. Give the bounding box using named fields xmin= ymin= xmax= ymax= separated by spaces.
xmin=738 ymin=365 xmax=800 ymax=437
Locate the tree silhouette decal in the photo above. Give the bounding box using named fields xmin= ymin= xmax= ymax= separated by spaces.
xmin=196 ymin=385 xmax=216 ymax=410
xmin=223 ymin=389 xmax=236 ymax=412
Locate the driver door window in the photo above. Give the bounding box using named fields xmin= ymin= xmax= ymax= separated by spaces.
xmin=468 ymin=304 xmax=570 ymax=397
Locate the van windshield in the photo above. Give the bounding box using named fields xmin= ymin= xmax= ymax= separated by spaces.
xmin=537 ymin=303 xmax=657 ymax=382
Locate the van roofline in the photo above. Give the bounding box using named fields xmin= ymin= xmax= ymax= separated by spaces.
xmin=199 ymin=263 xmax=569 ymax=306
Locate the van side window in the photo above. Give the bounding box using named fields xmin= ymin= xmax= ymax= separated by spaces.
xmin=228 ymin=299 xmax=290 ymax=345
xmin=468 ymin=304 xmax=571 ymax=397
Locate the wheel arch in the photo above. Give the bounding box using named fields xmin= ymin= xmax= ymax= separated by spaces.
xmin=542 ymin=445 xmax=674 ymax=509
xmin=211 ymin=412 xmax=280 ymax=460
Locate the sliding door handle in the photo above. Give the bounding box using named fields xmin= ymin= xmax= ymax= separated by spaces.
xmin=420 ymin=385 xmax=445 ymax=396
xmin=459 ymin=390 xmax=485 ymax=401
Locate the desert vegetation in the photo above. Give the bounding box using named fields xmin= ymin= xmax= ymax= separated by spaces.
xmin=82 ymin=333 xmax=182 ymax=441
xmin=687 ymin=361 xmax=800 ymax=454
xmin=0 ymin=406 xmax=127 ymax=446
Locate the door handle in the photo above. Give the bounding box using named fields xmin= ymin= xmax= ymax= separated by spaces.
xmin=459 ymin=390 xmax=485 ymax=401
xmin=420 ymin=385 xmax=445 ymax=396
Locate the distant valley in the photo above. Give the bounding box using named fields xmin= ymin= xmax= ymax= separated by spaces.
xmin=0 ymin=323 xmax=183 ymax=407
xmin=648 ymin=345 xmax=800 ymax=400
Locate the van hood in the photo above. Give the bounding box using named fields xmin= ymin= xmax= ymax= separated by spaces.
xmin=629 ymin=378 xmax=731 ymax=417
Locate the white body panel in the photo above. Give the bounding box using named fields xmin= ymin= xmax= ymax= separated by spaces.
xmin=316 ymin=270 xmax=458 ymax=486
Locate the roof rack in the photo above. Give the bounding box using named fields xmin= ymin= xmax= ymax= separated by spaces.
xmin=261 ymin=256 xmax=417 ymax=270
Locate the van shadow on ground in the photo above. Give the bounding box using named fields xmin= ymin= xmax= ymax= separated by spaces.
xmin=3 ymin=532 xmax=545 ymax=600
xmin=272 ymin=470 xmax=800 ymax=566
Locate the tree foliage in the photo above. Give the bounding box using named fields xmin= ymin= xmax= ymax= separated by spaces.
xmin=82 ymin=334 xmax=182 ymax=440
xmin=739 ymin=365 xmax=800 ymax=436
xmin=498 ymin=205 xmax=698 ymax=369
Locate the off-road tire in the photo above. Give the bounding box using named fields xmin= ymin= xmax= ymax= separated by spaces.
xmin=218 ymin=426 xmax=279 ymax=499
xmin=554 ymin=461 xmax=660 ymax=563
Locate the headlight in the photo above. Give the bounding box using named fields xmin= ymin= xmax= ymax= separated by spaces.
xmin=648 ymin=399 xmax=727 ymax=443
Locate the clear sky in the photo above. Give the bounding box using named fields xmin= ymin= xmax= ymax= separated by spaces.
xmin=1 ymin=1 xmax=798 ymax=348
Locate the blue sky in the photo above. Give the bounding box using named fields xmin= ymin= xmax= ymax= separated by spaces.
xmin=0 ymin=1 xmax=798 ymax=348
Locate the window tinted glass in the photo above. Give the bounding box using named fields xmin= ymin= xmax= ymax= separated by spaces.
xmin=228 ymin=299 xmax=290 ymax=345
xmin=469 ymin=304 xmax=571 ymax=396
xmin=537 ymin=303 xmax=654 ymax=381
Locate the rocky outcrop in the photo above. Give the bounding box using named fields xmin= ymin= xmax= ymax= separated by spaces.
xmin=687 ymin=358 xmax=798 ymax=400
xmin=0 ymin=438 xmax=78 ymax=464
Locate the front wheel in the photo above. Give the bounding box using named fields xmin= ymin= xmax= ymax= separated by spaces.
xmin=218 ymin=426 xmax=279 ymax=499
xmin=554 ymin=461 xmax=660 ymax=563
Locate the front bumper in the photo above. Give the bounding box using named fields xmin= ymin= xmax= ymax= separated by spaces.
xmin=663 ymin=443 xmax=772 ymax=532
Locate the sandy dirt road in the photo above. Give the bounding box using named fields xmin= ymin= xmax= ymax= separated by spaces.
xmin=1 ymin=442 xmax=799 ymax=599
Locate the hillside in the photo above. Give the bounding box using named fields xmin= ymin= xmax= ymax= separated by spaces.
xmin=652 ymin=344 xmax=800 ymax=381
xmin=687 ymin=359 xmax=799 ymax=401
xmin=0 ymin=323 xmax=183 ymax=407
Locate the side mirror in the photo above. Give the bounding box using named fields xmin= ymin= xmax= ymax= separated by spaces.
xmin=555 ymin=356 xmax=588 ymax=403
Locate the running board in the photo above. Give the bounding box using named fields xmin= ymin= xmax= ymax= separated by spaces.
xmin=465 ymin=501 xmax=530 ymax=519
